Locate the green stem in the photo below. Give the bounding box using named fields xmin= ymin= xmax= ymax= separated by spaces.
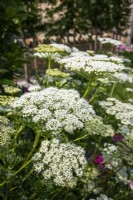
xmin=12 ymin=124 xmax=25 ymax=153
xmin=83 ymin=74 xmax=97 ymax=98
xmin=83 ymin=81 xmax=91 ymax=98
xmin=30 ymin=193 xmax=36 ymax=200
xmin=48 ymin=57 xmax=51 ymax=70
xmin=26 ymin=130 xmax=41 ymax=160
xmin=0 ymin=159 xmax=32 ymax=187
xmin=74 ymin=134 xmax=88 ymax=142
xmin=0 ymin=181 xmax=6 ymax=187
xmin=59 ymin=64 xmax=63 ymax=71
xmin=0 ymin=131 xmax=41 ymax=188
xmin=14 ymin=159 xmax=32 ymax=176
xmin=110 ymin=82 xmax=117 ymax=97
xmin=22 ymin=169 xmax=34 ymax=182
xmin=47 ymin=57 xmax=52 ymax=86
xmin=89 ymin=84 xmax=102 ymax=103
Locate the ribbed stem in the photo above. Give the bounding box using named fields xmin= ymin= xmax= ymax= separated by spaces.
xmin=12 ymin=124 xmax=25 ymax=153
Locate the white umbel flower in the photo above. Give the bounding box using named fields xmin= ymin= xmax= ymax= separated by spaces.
xmin=34 ymin=52 xmax=62 ymax=62
xmin=12 ymin=87 xmax=94 ymax=134
xmin=99 ymin=98 xmax=133 ymax=127
xmin=28 ymin=85 xmax=41 ymax=92
xmin=112 ymin=72 xmax=133 ymax=83
xmin=98 ymin=37 xmax=122 ymax=46
xmin=49 ymin=43 xmax=72 ymax=53
xmin=33 ymin=138 xmax=87 ymax=188
xmin=0 ymin=116 xmax=15 ymax=146
xmin=90 ymin=194 xmax=113 ymax=200
xmin=60 ymin=54 xmax=124 ymax=76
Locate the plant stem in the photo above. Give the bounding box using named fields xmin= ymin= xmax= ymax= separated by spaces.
xmin=110 ymin=82 xmax=117 ymax=97
xmin=0 ymin=181 xmax=6 ymax=187
xmin=30 ymin=193 xmax=36 ymax=199
xmin=47 ymin=57 xmax=52 ymax=86
xmin=12 ymin=124 xmax=25 ymax=153
xmin=73 ymin=134 xmax=88 ymax=142
xmin=83 ymin=81 xmax=91 ymax=98
xmin=22 ymin=169 xmax=34 ymax=182
xmin=89 ymin=84 xmax=102 ymax=103
xmin=0 ymin=157 xmax=32 ymax=188
xmin=14 ymin=159 xmax=32 ymax=176
xmin=26 ymin=130 xmax=41 ymax=160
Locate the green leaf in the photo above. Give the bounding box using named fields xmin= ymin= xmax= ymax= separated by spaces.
xmin=6 ymin=6 xmax=17 ymax=19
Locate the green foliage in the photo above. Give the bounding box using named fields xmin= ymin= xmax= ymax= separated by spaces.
xmin=0 ymin=0 xmax=41 ymax=82
xmin=44 ymin=0 xmax=131 ymax=41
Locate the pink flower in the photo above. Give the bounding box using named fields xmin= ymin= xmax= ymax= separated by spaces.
xmin=130 ymin=180 xmax=133 ymax=190
xmin=113 ymin=133 xmax=123 ymax=142
xmin=94 ymin=155 xmax=104 ymax=165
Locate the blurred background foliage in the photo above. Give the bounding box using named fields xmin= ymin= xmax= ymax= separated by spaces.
xmin=0 ymin=0 xmax=131 ymax=83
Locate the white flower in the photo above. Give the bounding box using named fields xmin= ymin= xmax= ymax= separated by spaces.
xmin=98 ymin=37 xmax=122 ymax=46
xmin=34 ymin=52 xmax=62 ymax=62
xmin=85 ymin=117 xmax=114 ymax=137
xmin=60 ymin=54 xmax=124 ymax=77
xmin=99 ymin=98 xmax=133 ymax=127
xmin=12 ymin=87 xmax=94 ymax=134
xmin=50 ymin=43 xmax=72 ymax=53
xmin=126 ymin=88 xmax=133 ymax=92
xmin=0 ymin=116 xmax=15 ymax=146
xmin=90 ymin=194 xmax=113 ymax=200
xmin=28 ymin=85 xmax=41 ymax=92
xmin=33 ymin=138 xmax=87 ymax=188
xmin=112 ymin=72 xmax=133 ymax=83
xmin=118 ymin=125 xmax=133 ymax=141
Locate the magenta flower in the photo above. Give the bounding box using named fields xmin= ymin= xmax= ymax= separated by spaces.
xmin=117 ymin=44 xmax=133 ymax=52
xmin=113 ymin=133 xmax=123 ymax=142
xmin=117 ymin=44 xmax=127 ymax=51
xmin=130 ymin=180 xmax=133 ymax=190
xmin=94 ymin=155 xmax=104 ymax=165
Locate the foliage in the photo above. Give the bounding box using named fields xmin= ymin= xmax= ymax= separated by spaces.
xmin=44 ymin=0 xmax=131 ymax=42
xmin=0 ymin=0 xmax=41 ymax=83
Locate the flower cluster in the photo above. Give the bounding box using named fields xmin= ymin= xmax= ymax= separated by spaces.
xmin=98 ymin=37 xmax=122 ymax=46
xmin=102 ymin=143 xmax=122 ymax=169
xmin=0 ymin=115 xmax=15 ymax=146
xmin=34 ymin=43 xmax=71 ymax=62
xmin=115 ymin=167 xmax=131 ymax=185
xmin=46 ymin=68 xmax=70 ymax=77
xmin=33 ymin=138 xmax=87 ymax=188
xmin=34 ymin=52 xmax=62 ymax=62
xmin=92 ymin=54 xmax=123 ymax=64
xmin=119 ymin=125 xmax=133 ymax=141
xmin=28 ymin=85 xmax=41 ymax=92
xmin=126 ymin=88 xmax=133 ymax=92
xmin=60 ymin=54 xmax=124 ymax=77
xmin=12 ymin=87 xmax=95 ymax=134
xmin=90 ymin=194 xmax=113 ymax=200
xmin=50 ymin=43 xmax=72 ymax=53
xmin=34 ymin=44 xmax=70 ymax=54
xmin=4 ymin=86 xmax=21 ymax=95
xmin=117 ymin=44 xmax=133 ymax=52
xmin=112 ymin=72 xmax=133 ymax=83
xmin=0 ymin=95 xmax=18 ymax=107
xmin=85 ymin=117 xmax=114 ymax=137
xmin=98 ymin=72 xmax=133 ymax=84
xmin=99 ymin=98 xmax=133 ymax=127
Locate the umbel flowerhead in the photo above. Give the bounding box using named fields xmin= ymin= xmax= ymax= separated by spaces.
xmin=99 ymin=98 xmax=133 ymax=127
xmin=12 ymin=87 xmax=95 ymax=135
xmin=34 ymin=44 xmax=71 ymax=57
xmin=59 ymin=53 xmax=125 ymax=80
xmin=34 ymin=44 xmax=71 ymax=64
xmin=33 ymin=138 xmax=87 ymax=188
xmin=0 ymin=115 xmax=15 ymax=146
